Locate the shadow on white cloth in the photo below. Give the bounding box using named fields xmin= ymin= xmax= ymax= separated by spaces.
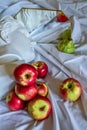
xmin=0 ymin=0 xmax=87 ymax=130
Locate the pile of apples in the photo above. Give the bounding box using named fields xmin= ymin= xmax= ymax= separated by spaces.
xmin=6 ymin=61 xmax=52 ymax=121
xmin=6 ymin=59 xmax=82 ymax=121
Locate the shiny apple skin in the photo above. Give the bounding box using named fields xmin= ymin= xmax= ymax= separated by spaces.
xmin=27 ymin=95 xmax=52 ymax=121
xmin=56 ymin=10 xmax=68 ymax=22
xmin=13 ymin=63 xmax=38 ymax=86
xmin=15 ymin=83 xmax=38 ymax=101
xmin=36 ymin=81 xmax=48 ymax=97
xmin=32 ymin=61 xmax=48 ymax=78
xmin=59 ymin=78 xmax=82 ymax=102
xmin=6 ymin=90 xmax=24 ymax=111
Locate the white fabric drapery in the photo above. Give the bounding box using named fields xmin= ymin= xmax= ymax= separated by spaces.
xmin=0 ymin=1 xmax=87 ymax=130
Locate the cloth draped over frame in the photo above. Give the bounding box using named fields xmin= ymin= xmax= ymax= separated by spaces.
xmin=0 ymin=0 xmax=87 ymax=130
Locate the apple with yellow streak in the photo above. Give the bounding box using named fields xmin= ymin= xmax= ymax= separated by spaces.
xmin=6 ymin=90 xmax=25 ymax=111
xmin=13 ymin=63 xmax=38 ymax=86
xmin=32 ymin=61 xmax=48 ymax=78
xmin=59 ymin=78 xmax=82 ymax=102
xmin=36 ymin=81 xmax=48 ymax=97
xmin=15 ymin=83 xmax=38 ymax=101
xmin=27 ymin=95 xmax=52 ymax=121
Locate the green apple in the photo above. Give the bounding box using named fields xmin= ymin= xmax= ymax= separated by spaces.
xmin=56 ymin=39 xmax=75 ymax=54
xmin=27 ymin=95 xmax=52 ymax=121
xmin=56 ymin=27 xmax=75 ymax=54
xmin=59 ymin=28 xmax=72 ymax=40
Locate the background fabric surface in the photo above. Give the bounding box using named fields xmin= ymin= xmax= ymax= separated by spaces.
xmin=0 ymin=0 xmax=87 ymax=130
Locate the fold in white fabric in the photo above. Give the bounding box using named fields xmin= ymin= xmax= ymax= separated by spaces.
xmin=0 ymin=0 xmax=40 ymax=18
xmin=31 ymin=0 xmax=59 ymax=9
xmin=0 ymin=16 xmax=35 ymax=63
xmin=34 ymin=44 xmax=87 ymax=130
xmin=15 ymin=8 xmax=57 ymax=33
xmin=0 ymin=0 xmax=87 ymax=130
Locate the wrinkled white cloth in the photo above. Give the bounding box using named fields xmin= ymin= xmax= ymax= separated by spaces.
xmin=0 ymin=0 xmax=87 ymax=130
xmin=0 ymin=16 xmax=35 ymax=63
xmin=15 ymin=8 xmax=57 ymax=33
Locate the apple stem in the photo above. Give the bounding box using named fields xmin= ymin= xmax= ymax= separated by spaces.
xmin=34 ymin=120 xmax=38 ymax=126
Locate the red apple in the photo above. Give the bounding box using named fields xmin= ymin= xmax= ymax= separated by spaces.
xmin=36 ymin=81 xmax=48 ymax=97
xmin=32 ymin=61 xmax=48 ymax=78
xmin=59 ymin=78 xmax=82 ymax=102
xmin=6 ymin=90 xmax=24 ymax=111
xmin=27 ymin=95 xmax=52 ymax=121
xmin=13 ymin=63 xmax=38 ymax=86
xmin=15 ymin=83 xmax=38 ymax=101
xmin=56 ymin=10 xmax=68 ymax=22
